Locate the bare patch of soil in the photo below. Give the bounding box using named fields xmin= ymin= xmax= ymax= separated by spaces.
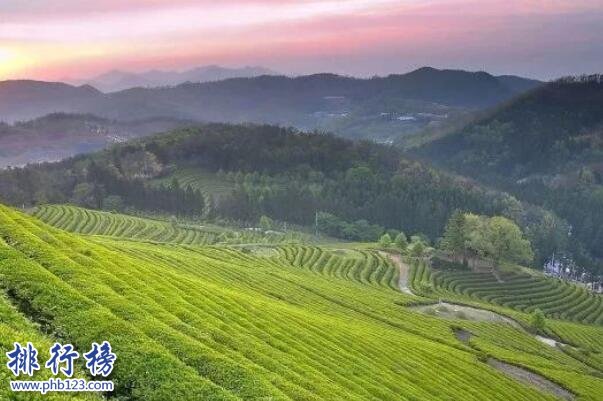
xmin=488 ymin=359 xmax=574 ymax=400
xmin=535 ymin=335 xmax=568 ymax=348
xmin=453 ymin=327 xmax=471 ymax=343
xmin=380 ymin=252 xmax=414 ymax=295
xmin=410 ymin=302 xmax=521 ymax=327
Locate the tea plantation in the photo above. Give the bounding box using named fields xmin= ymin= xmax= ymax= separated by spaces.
xmin=278 ymin=246 xmax=400 ymax=291
xmin=151 ymin=168 xmax=235 ymax=215
xmin=34 ymin=205 xmax=301 ymax=245
xmin=0 ymin=204 xmax=602 ymax=400
xmin=409 ymin=263 xmax=603 ymax=325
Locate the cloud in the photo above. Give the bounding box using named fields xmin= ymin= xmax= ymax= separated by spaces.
xmin=0 ymin=0 xmax=601 ymax=80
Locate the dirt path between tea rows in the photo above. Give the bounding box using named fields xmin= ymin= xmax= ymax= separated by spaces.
xmin=488 ymin=359 xmax=574 ymax=400
xmin=382 ymin=251 xmax=576 ymax=400
xmin=381 ymin=252 xmax=414 ymax=295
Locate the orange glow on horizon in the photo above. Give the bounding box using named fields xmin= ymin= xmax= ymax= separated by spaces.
xmin=0 ymin=0 xmax=601 ymax=81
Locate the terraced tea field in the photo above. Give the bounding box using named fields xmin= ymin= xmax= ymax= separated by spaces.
xmin=1 ymin=204 xmax=602 ymax=400
xmin=151 ymin=168 xmax=234 ymax=215
xmin=34 ymin=205 xmax=300 ymax=245
xmin=409 ymin=263 xmax=603 ymax=326
xmin=0 ymin=290 xmax=101 ymax=400
xmin=278 ymin=246 xmax=399 ymax=290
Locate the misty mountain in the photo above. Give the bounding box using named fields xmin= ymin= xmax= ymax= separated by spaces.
xmin=0 ymin=113 xmax=195 ymax=168
xmin=0 ymin=80 xmax=101 ymax=123
xmin=78 ymin=65 xmax=277 ymax=92
xmin=0 ymin=68 xmax=541 ymax=141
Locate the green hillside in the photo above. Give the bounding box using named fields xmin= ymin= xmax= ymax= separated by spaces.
xmin=0 ymin=124 xmax=574 ymax=269
xmin=0 ymin=281 xmax=101 ymax=400
xmin=278 ymin=246 xmax=400 ymax=291
xmin=0 ymin=204 xmax=602 ymax=400
xmin=152 ymin=168 xmax=234 ymax=197
xmin=414 ymin=77 xmax=603 ymax=178
xmin=408 ymin=263 xmax=603 ymax=326
xmin=33 ymin=205 xmax=305 ymax=245
xmin=413 ymin=77 xmax=603 ymax=269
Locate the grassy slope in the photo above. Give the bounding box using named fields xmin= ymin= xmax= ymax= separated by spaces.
xmin=0 ymin=205 xmax=601 ymax=400
xmin=409 ymin=263 xmax=603 ymax=326
xmin=408 ymin=261 xmax=603 ymax=393
xmin=278 ymin=246 xmax=401 ymax=291
xmin=0 ymin=238 xmax=101 ymax=400
xmin=153 ymin=168 xmax=235 ymax=196
xmin=33 ymin=205 xmax=307 ymax=245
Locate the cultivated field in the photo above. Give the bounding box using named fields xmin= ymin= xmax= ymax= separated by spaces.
xmin=151 ymin=168 xmax=235 ymax=215
xmin=34 ymin=205 xmax=302 ymax=245
xmin=278 ymin=246 xmax=400 ymax=291
xmin=408 ymin=263 xmax=603 ymax=326
xmin=0 ymin=205 xmax=601 ymax=400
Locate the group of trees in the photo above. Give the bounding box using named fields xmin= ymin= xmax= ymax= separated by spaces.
xmin=379 ymin=231 xmax=431 ymax=258
xmin=441 ymin=211 xmax=534 ymax=267
xmin=211 ymin=158 xmax=565 ymax=268
xmin=316 ymin=212 xmax=384 ymax=242
xmin=0 ymin=124 xmax=571 ymax=271
xmin=85 ymin=162 xmax=206 ymax=217
xmin=415 ymin=78 xmax=603 ymax=274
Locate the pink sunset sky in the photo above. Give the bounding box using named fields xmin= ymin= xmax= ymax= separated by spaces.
xmin=0 ymin=0 xmax=601 ymax=81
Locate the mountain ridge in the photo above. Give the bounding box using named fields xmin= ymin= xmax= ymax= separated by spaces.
xmin=72 ymin=64 xmax=278 ymax=92
xmin=0 ymin=68 xmax=542 ymax=142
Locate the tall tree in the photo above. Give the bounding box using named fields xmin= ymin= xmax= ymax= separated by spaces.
xmin=394 ymin=232 xmax=408 ymax=252
xmin=484 ymin=216 xmax=534 ymax=267
xmin=441 ymin=210 xmax=467 ymax=261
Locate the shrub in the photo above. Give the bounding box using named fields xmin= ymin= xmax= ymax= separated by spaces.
xmin=530 ymin=308 xmax=546 ymax=331
xmin=259 ymin=215 xmax=273 ymax=231
xmin=394 ymin=232 xmax=408 ymax=252
xmin=379 ymin=233 xmax=393 ymax=248
xmin=418 ymin=281 xmax=434 ymax=294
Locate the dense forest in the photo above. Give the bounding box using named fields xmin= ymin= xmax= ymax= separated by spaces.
xmin=0 ymin=123 xmax=577 ymax=271
xmin=414 ymin=76 xmax=603 ymax=272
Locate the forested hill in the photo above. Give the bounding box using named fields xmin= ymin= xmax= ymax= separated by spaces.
xmin=0 ymin=123 xmax=579 ymax=271
xmin=413 ymin=75 xmax=603 ymax=269
xmin=414 ymin=76 xmax=603 ymax=179
xmin=0 ymin=68 xmax=540 ymax=141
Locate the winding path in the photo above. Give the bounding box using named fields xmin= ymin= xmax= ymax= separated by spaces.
xmin=382 ymin=250 xmax=577 ymax=400
xmin=488 ymin=359 xmax=574 ymax=400
xmin=380 ymin=252 xmax=414 ymax=295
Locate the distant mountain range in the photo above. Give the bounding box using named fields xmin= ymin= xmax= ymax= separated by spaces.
xmin=70 ymin=65 xmax=277 ymax=92
xmin=0 ymin=80 xmax=102 ymax=123
xmin=0 ymin=67 xmax=542 ymax=142
xmin=0 ymin=113 xmax=195 ymax=168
